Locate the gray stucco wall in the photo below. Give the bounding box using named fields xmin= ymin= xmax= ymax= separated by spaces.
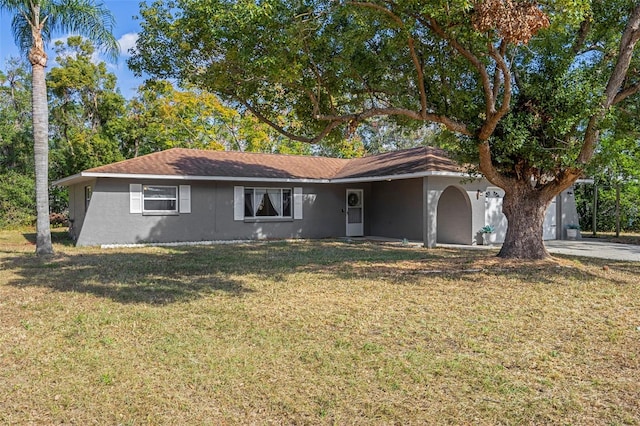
xmin=72 ymin=178 xmax=371 ymax=246
xmin=70 ymin=174 xmax=569 ymax=248
xmin=68 ymin=179 xmax=95 ymax=241
xmin=423 ymin=176 xmax=488 ymax=248
xmin=558 ymin=187 xmax=581 ymax=239
xmin=368 ymin=179 xmax=423 ymax=240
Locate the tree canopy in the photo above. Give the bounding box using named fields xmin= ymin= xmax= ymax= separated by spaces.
xmin=130 ymin=0 xmax=640 ymax=259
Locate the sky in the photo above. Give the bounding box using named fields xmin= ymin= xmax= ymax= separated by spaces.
xmin=0 ymin=0 xmax=145 ymax=99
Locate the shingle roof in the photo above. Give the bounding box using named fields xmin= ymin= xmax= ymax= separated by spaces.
xmin=334 ymin=146 xmax=462 ymax=179
xmin=56 ymin=146 xmax=463 ymax=185
xmin=84 ymin=148 xmax=350 ymax=180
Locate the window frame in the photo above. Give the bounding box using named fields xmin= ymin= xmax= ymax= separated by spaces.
xmin=243 ymin=187 xmax=292 ymax=220
xmin=142 ymin=185 xmax=179 ymax=215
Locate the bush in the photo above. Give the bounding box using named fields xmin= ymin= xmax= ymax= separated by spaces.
xmin=0 ymin=171 xmax=35 ymax=228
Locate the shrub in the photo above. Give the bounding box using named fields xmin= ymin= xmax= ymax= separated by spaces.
xmin=0 ymin=171 xmax=35 ymax=228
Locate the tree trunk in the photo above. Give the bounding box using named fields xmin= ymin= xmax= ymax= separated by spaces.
xmin=498 ymin=183 xmax=552 ymax=259
xmin=32 ymin=62 xmax=54 ymax=255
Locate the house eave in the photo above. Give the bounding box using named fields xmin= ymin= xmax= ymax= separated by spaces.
xmin=53 ymin=172 xmax=334 ymax=186
xmin=331 ymin=171 xmax=471 ymax=183
xmin=52 ymin=170 xmax=473 ymax=187
xmin=51 ymin=173 xmax=88 ymax=187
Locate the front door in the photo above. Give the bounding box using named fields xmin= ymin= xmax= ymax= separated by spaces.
xmin=346 ymin=189 xmax=364 ymax=237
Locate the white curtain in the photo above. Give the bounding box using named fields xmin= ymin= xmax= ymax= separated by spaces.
xmin=267 ymin=189 xmax=282 ymax=216
xmin=255 ymin=189 xmax=266 ymax=215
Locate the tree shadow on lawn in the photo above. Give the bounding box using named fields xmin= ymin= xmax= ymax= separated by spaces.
xmin=21 ymin=228 xmax=76 ymax=247
xmin=2 ymin=240 xmax=431 ymax=305
xmin=2 ymin=249 xmax=255 ymax=305
xmin=321 ymin=248 xmax=640 ymax=287
xmin=4 ymin=240 xmax=637 ymax=305
xmin=2 ymin=240 xmax=408 ymax=305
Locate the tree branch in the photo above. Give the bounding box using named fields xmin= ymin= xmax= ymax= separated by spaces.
xmin=314 ymin=107 xmax=471 ymax=136
xmin=578 ymin=3 xmax=640 ymax=164
xmin=240 ymin=100 xmax=341 ymax=144
xmin=478 ymin=140 xmax=508 ymax=188
xmin=348 ymin=1 xmax=428 ymax=117
xmin=571 ymin=17 xmax=591 ymax=55
xmin=426 ymin=17 xmax=496 ymax=115
xmin=491 ymin=41 xmax=506 ymax=103
xmin=613 ymin=81 xmax=640 ymax=105
xmin=479 ymin=42 xmax=512 ymax=140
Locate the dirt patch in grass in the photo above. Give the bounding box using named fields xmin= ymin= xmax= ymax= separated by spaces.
xmin=1 ymin=234 xmax=639 ymax=424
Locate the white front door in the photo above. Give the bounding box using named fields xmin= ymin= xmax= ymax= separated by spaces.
xmin=346 ymin=189 xmax=364 ymax=237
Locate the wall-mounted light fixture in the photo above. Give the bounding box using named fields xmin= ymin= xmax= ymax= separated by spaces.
xmin=476 ymin=189 xmax=483 ymax=200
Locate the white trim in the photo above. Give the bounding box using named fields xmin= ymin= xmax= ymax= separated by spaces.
xmin=129 ymin=184 xmax=142 ymax=214
xmin=331 ymin=171 xmax=469 ymax=183
xmin=346 ymin=189 xmax=364 ymax=237
xmin=52 ymin=170 xmax=470 ymax=187
xmin=233 ymin=186 xmax=244 ymax=221
xmin=52 ymin=173 xmax=84 ymax=186
xmin=179 ymin=185 xmax=191 ymax=213
xmin=142 ymin=185 xmax=178 ymax=214
xmin=293 ymin=187 xmax=303 ymax=220
xmin=244 ymin=187 xmax=293 ymax=219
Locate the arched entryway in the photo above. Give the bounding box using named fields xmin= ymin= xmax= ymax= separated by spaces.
xmin=437 ymin=186 xmax=472 ymax=244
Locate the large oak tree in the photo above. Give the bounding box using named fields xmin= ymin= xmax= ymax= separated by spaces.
xmin=130 ymin=0 xmax=640 ymax=259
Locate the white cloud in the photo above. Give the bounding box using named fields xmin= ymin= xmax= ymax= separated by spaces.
xmin=118 ymin=33 xmax=139 ymax=57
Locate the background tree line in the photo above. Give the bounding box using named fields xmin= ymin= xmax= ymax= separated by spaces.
xmin=1 ymin=35 xmax=639 ymax=233
xmin=0 ymin=36 xmax=433 ymax=229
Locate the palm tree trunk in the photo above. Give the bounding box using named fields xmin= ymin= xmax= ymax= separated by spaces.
xmin=32 ymin=62 xmax=53 ymax=255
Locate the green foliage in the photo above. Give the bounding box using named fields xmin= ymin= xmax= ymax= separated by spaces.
xmin=129 ymin=0 xmax=486 ymax=141
xmin=0 ymin=58 xmax=35 ymax=228
xmin=130 ymin=0 xmax=639 ymax=178
xmin=47 ymin=36 xmax=126 ymax=180
xmin=0 ymin=58 xmax=33 ymax=174
xmin=119 ymin=79 xmax=312 ymax=157
xmin=2 ymin=0 xmax=120 ymax=62
xmin=575 ymin=98 xmax=640 ymax=233
xmin=0 ymin=170 xmax=35 ymax=228
xmin=575 ymin=182 xmax=640 ymax=233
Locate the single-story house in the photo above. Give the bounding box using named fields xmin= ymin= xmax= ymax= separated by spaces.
xmin=52 ymin=146 xmax=581 ymax=247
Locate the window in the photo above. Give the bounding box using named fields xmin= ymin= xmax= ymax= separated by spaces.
xmin=244 ymin=188 xmax=292 ymax=218
xmin=143 ymin=185 xmax=178 ymax=213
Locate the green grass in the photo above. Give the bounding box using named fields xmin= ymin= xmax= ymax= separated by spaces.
xmin=1 ymin=228 xmax=639 ymax=424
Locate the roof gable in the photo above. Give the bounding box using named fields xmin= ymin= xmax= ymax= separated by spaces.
xmin=334 ymin=146 xmax=461 ymax=179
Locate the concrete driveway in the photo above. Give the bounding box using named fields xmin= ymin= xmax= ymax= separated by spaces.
xmin=544 ymin=240 xmax=640 ymax=261
xmin=364 ymin=236 xmax=640 ymax=262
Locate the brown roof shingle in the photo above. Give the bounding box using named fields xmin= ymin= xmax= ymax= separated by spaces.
xmin=85 ymin=148 xmax=350 ymax=180
xmin=334 ymin=146 xmax=461 ymax=179
xmin=65 ymin=146 xmax=462 ymax=184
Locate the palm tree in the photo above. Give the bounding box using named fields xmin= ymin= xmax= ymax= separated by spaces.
xmin=1 ymin=0 xmax=118 ymax=255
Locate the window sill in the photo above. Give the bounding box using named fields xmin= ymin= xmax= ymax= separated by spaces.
xmin=142 ymin=212 xmax=179 ymax=216
xmin=244 ymin=217 xmax=293 ymax=223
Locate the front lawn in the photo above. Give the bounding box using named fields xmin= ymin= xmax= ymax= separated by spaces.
xmin=1 ymin=229 xmax=639 ymax=424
